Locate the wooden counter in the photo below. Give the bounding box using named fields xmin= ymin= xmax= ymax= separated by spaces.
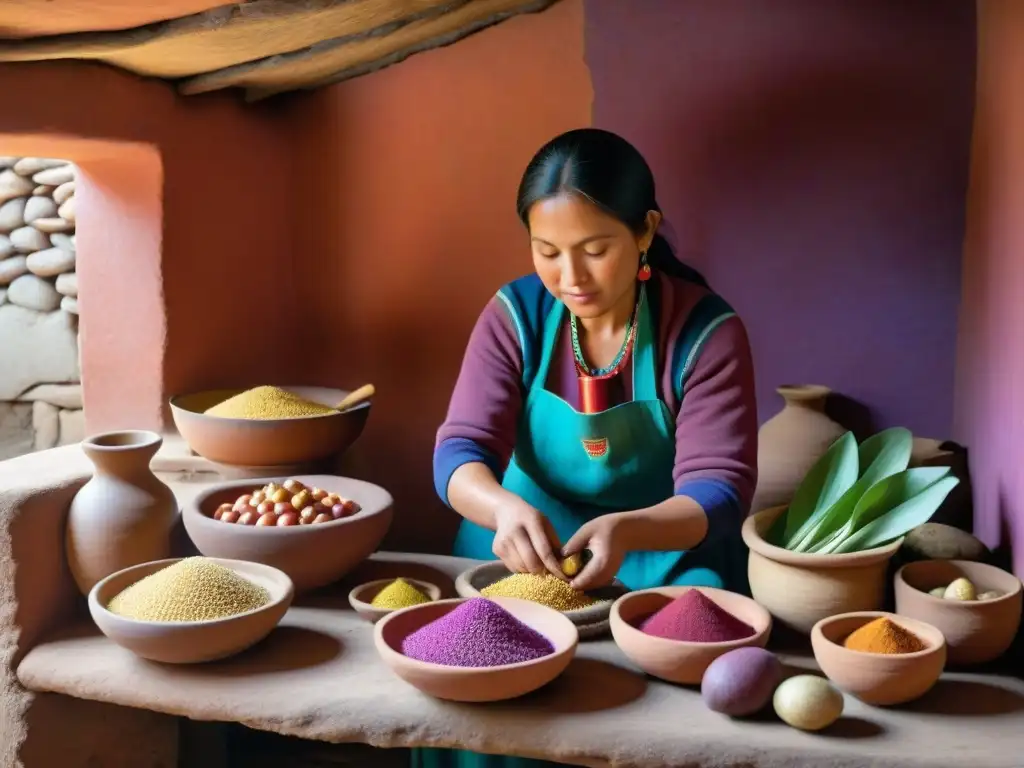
xmin=15 ymin=552 xmax=1024 ymax=768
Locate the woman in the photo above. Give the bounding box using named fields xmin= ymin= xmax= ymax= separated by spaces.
xmin=418 ymin=128 xmax=758 ymax=768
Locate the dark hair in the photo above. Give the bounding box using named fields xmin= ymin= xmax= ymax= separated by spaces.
xmin=516 ymin=128 xmax=708 ymax=287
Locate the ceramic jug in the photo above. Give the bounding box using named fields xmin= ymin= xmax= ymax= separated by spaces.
xmin=751 ymin=385 xmax=846 ymax=514
xmin=66 ymin=430 xmax=177 ymax=595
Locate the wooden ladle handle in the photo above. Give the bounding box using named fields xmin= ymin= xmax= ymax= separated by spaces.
xmin=335 ymin=384 xmax=375 ymax=411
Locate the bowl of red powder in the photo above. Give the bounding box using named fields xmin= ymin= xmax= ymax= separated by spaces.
xmin=609 ymin=587 xmax=772 ymax=685
xmin=811 ymin=611 xmax=946 ymax=706
xmin=373 ymin=597 xmax=578 ymax=702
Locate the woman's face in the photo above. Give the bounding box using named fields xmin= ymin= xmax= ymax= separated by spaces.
xmin=527 ymin=193 xmax=659 ymax=319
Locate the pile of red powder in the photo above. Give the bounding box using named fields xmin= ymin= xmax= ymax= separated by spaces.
xmin=640 ymin=590 xmax=755 ymax=642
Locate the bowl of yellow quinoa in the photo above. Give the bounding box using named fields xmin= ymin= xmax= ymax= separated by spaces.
xmin=169 ymin=385 xmax=370 ymax=470
xmin=88 ymin=556 xmax=294 ymax=664
xmin=349 ymin=577 xmax=443 ymax=624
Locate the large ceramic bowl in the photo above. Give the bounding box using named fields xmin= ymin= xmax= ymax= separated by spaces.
xmin=169 ymin=386 xmax=370 ymax=470
xmin=374 ymin=597 xmax=578 ymax=702
xmin=89 ymin=557 xmax=293 ymax=664
xmin=610 ymin=586 xmax=772 ymax=685
xmin=348 ymin=578 xmax=443 ymax=624
xmin=811 ymin=611 xmax=946 ymax=705
xmin=182 ymin=475 xmax=393 ymax=593
xmin=894 ymin=559 xmax=1023 ymax=665
xmin=742 ymin=506 xmax=903 ymax=634
xmin=454 ymin=561 xmax=627 ymax=639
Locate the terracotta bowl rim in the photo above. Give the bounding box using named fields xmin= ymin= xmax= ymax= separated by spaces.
xmin=348 ymin=578 xmax=443 ymax=613
xmin=169 ymin=386 xmax=370 ymax=425
xmin=374 ymin=596 xmax=579 ymax=674
xmin=82 ymin=429 xmax=162 ymax=451
xmin=88 ymin=556 xmax=295 ymax=628
xmin=610 ymin=586 xmax=772 ymax=650
xmin=743 ymin=506 xmax=903 ymax=566
xmin=184 ymin=475 xmax=394 ymax=533
xmin=895 ymin=560 xmax=1023 ymax=605
xmin=810 ymin=610 xmax=947 ymax=660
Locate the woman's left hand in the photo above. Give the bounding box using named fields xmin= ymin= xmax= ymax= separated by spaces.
xmin=561 ymin=514 xmax=629 ymax=592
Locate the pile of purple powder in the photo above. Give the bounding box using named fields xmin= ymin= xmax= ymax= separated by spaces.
xmin=401 ymin=598 xmax=554 ymax=667
xmin=640 ymin=590 xmax=755 ymax=642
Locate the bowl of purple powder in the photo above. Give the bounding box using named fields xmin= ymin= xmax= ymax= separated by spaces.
xmin=610 ymin=587 xmax=772 ymax=685
xmin=373 ymin=597 xmax=578 ymax=702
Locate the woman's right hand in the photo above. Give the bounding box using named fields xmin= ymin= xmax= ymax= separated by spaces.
xmin=492 ymin=500 xmax=565 ymax=578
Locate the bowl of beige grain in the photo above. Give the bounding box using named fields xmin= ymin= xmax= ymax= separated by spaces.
xmin=169 ymin=384 xmax=370 ymax=472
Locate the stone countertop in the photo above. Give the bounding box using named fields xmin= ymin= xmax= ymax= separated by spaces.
xmin=15 ymin=552 xmax=1024 ymax=768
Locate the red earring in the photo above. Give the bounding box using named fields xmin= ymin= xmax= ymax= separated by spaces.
xmin=637 ymin=252 xmax=652 ymax=282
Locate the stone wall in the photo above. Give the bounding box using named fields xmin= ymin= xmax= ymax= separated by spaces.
xmin=0 ymin=157 xmax=82 ymax=460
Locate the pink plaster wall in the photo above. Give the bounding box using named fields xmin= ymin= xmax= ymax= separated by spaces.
xmin=955 ymin=0 xmax=1024 ymax=578
xmin=0 ymin=62 xmax=294 ymax=432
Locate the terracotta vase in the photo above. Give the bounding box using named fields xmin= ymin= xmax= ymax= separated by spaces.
xmin=752 ymin=385 xmax=847 ymax=513
xmin=66 ymin=430 xmax=178 ymax=596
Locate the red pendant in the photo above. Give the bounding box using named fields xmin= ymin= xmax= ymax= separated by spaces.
xmin=637 ymin=263 xmax=652 ymax=282
xmin=579 ymin=375 xmax=611 ymax=414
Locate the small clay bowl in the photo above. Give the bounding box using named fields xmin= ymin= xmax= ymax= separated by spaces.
xmin=454 ymin=561 xmax=627 ymax=635
xmin=348 ymin=578 xmax=443 ymax=624
xmin=374 ymin=597 xmax=578 ymax=702
xmin=894 ymin=559 xmax=1023 ymax=665
xmin=811 ymin=611 xmax=946 ymax=705
xmin=169 ymin=385 xmax=370 ymax=470
xmin=609 ymin=587 xmax=771 ymax=685
xmin=88 ymin=557 xmax=294 ymax=664
xmin=183 ymin=474 xmax=393 ymax=593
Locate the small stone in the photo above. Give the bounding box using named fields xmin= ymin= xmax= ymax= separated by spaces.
xmin=901 ymin=523 xmax=989 ymax=563
xmin=13 ymin=158 xmax=67 ymax=177
xmin=30 ymin=218 xmax=72 ymax=234
xmin=23 ymin=195 xmax=57 ymax=223
xmin=7 ymin=274 xmax=61 ymax=311
xmin=0 ymin=255 xmax=28 ymax=285
xmin=32 ymin=400 xmax=59 ymax=451
xmin=49 ymin=232 xmax=75 ymax=251
xmin=57 ymin=196 xmax=75 ymax=223
xmin=17 ymin=383 xmax=83 ymax=409
xmin=55 ymin=272 xmax=77 ymax=297
xmin=0 ymin=305 xmax=79 ymax=399
xmin=32 ymin=166 xmax=74 ymax=186
xmin=0 ymin=169 xmax=35 ymax=204
xmin=53 ymin=181 xmax=75 ymax=205
xmin=0 ymin=198 xmax=26 ymax=232
xmin=58 ymin=408 xmax=86 ymax=446
xmin=0 ymin=234 xmax=13 ymax=258
xmin=10 ymin=226 xmax=50 ymax=253
xmin=27 ymin=247 xmax=75 ymax=277
xmin=32 ymin=185 xmax=55 ymax=196
xmin=60 ymin=296 xmax=78 ymax=315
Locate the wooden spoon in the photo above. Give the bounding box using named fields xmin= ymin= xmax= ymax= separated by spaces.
xmin=335 ymin=384 xmax=375 ymax=411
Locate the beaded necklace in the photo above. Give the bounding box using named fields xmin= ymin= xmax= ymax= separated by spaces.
xmin=569 ymin=284 xmax=645 ymax=378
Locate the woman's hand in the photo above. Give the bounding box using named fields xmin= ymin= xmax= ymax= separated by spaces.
xmin=562 ymin=514 xmax=629 ymax=591
xmin=492 ymin=500 xmax=565 ymax=577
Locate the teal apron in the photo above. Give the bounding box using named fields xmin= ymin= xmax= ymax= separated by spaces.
xmin=413 ymin=286 xmax=741 ymax=768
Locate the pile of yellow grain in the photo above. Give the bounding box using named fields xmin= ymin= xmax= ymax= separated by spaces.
xmin=370 ymin=578 xmax=431 ymax=609
xmin=204 ymin=386 xmax=336 ymax=420
xmin=481 ymin=573 xmax=594 ymax=611
xmin=107 ymin=557 xmax=271 ymax=622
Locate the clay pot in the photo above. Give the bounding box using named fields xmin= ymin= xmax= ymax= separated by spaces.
xmin=752 ymin=385 xmax=846 ymax=513
xmin=742 ymin=507 xmax=903 ymax=635
xmin=66 ymin=430 xmax=178 ymax=596
xmin=609 ymin=587 xmax=771 ymax=685
xmin=894 ymin=560 xmax=1023 ymax=665
xmin=811 ymin=611 xmax=946 ymax=705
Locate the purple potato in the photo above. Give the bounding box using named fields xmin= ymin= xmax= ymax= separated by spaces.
xmin=701 ymin=647 xmax=783 ymax=717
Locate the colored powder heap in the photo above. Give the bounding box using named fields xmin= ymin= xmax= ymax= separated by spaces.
xmin=843 ymin=617 xmax=926 ymax=655
xmin=205 ymin=386 xmax=336 ymax=420
xmin=640 ymin=590 xmax=755 ymax=642
xmin=370 ymin=578 xmax=431 ymax=610
xmin=401 ymin=598 xmax=554 ymax=667
xmin=481 ymin=573 xmax=594 ymax=611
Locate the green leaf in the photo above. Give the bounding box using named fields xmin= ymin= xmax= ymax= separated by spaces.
xmin=832 ymin=474 xmax=960 ymax=554
xmin=780 ymin=432 xmax=859 ymax=546
xmin=787 ymin=428 xmax=913 ymax=552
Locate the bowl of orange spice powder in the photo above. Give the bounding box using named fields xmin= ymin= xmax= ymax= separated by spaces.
xmin=810 ymin=611 xmax=946 ymax=706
